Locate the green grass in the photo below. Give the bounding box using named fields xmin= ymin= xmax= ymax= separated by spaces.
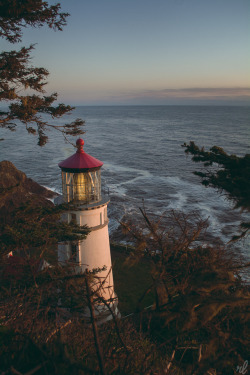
xmin=111 ymin=244 xmax=154 ymax=315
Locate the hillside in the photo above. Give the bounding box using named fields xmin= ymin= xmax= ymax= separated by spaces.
xmin=0 ymin=160 xmax=57 ymax=223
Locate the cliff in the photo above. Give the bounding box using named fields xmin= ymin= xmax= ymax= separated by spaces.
xmin=0 ymin=160 xmax=57 ymax=222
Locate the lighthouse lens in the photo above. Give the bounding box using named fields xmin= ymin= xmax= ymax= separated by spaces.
xmin=61 ymin=170 xmax=101 ymax=203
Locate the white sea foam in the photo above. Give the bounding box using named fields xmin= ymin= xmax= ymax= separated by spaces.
xmin=167 ymin=192 xmax=187 ymax=210
xmin=43 ymin=185 xmax=60 ymax=194
xmin=1 ymin=106 xmax=249 ymax=260
xmin=107 ymin=183 xmax=128 ymax=196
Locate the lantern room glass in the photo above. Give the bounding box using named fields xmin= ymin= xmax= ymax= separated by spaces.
xmin=61 ymin=170 xmax=101 ymax=203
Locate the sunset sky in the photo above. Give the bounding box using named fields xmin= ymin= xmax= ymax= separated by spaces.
xmin=3 ymin=0 xmax=250 ymax=105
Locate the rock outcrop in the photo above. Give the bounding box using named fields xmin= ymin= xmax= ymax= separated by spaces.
xmin=0 ymin=160 xmax=57 ymax=222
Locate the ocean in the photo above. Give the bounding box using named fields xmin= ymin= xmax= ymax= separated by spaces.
xmin=1 ymin=105 xmax=249 ymax=258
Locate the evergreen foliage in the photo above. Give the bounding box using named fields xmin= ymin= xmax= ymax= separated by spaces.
xmin=183 ymin=141 xmax=250 ymax=239
xmin=0 ymin=2 xmax=249 ymax=374
xmin=183 ymin=142 xmax=250 ymax=210
xmin=0 ymin=0 xmax=69 ymax=43
xmin=0 ymin=0 xmax=85 ymax=145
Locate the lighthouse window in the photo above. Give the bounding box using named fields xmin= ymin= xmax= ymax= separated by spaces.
xmin=71 ymin=243 xmax=78 ymax=263
xmin=61 ymin=169 xmax=101 ymax=203
xmin=100 ymin=212 xmax=103 ymax=225
xmin=61 ymin=172 xmax=73 ymax=202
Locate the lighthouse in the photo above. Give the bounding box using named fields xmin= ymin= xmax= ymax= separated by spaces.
xmin=57 ymin=138 xmax=117 ymax=315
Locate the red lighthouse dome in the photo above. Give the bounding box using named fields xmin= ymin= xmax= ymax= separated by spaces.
xmin=58 ymin=138 xmax=103 ymax=172
xmin=58 ymin=139 xmax=103 ymax=203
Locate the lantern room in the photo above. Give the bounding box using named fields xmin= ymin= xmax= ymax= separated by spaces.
xmin=58 ymin=139 xmax=103 ymax=204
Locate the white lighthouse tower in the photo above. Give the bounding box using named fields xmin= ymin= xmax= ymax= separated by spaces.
xmin=57 ymin=138 xmax=117 ymax=315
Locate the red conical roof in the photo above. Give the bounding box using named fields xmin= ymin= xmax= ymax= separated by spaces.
xmin=58 ymin=139 xmax=103 ymax=171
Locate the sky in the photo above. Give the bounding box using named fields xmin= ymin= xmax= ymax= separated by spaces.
xmin=2 ymin=0 xmax=250 ymax=105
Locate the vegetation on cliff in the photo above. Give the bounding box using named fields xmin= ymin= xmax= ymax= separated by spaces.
xmin=0 ymin=2 xmax=249 ymax=374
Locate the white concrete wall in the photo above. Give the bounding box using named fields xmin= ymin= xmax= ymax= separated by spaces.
xmin=58 ymin=202 xmax=115 ymax=303
xmin=79 ymin=223 xmax=114 ymax=301
xmin=64 ymin=205 xmax=108 ymax=228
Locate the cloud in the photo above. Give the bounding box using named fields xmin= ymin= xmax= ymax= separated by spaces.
xmin=101 ymin=87 xmax=250 ymax=105
xmin=136 ymin=87 xmax=250 ymax=99
xmin=63 ymin=87 xmax=250 ymax=106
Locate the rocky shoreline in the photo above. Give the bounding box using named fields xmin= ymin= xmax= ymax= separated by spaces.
xmin=0 ymin=161 xmax=58 ymax=223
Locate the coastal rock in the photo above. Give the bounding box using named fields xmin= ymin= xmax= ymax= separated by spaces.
xmin=0 ymin=160 xmax=57 ymax=221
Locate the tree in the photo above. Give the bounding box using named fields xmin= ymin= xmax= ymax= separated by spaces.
xmin=0 ymin=5 xmax=153 ymax=373
xmin=0 ymin=167 xmax=155 ymax=375
xmin=183 ymin=141 xmax=250 ymax=239
xmin=1 ymin=3 xmax=249 ymax=374
xmin=121 ymin=208 xmax=250 ymax=374
xmin=0 ymin=0 xmax=85 ymax=146
xmin=0 ymin=3 xmax=166 ymax=374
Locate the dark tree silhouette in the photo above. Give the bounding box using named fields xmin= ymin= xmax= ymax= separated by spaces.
xmin=183 ymin=141 xmax=250 ymax=239
xmin=0 ymin=0 xmax=85 ymax=145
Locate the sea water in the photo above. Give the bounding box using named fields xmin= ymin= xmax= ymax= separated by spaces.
xmin=0 ymin=106 xmax=249 ymax=258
